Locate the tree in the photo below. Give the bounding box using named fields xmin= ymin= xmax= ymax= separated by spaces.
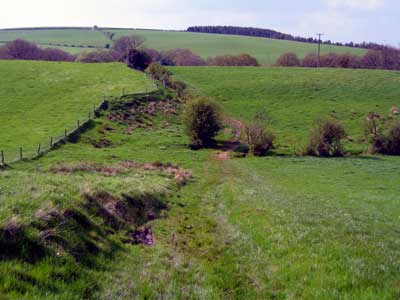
xmin=127 ymin=49 xmax=152 ymax=71
xmin=183 ymin=97 xmax=222 ymax=148
xmin=113 ymin=36 xmax=145 ymax=62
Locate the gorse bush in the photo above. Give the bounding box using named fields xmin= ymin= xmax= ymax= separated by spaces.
xmin=244 ymin=123 xmax=275 ymax=156
xmin=183 ymin=97 xmax=222 ymax=148
xmin=306 ymin=119 xmax=346 ymax=157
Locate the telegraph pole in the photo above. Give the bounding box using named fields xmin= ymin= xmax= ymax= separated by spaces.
xmin=316 ymin=33 xmax=324 ymax=67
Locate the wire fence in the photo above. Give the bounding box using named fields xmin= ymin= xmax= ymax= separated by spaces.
xmin=0 ymin=86 xmax=156 ymax=166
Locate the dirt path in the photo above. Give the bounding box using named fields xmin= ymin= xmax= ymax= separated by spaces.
xmin=215 ymin=117 xmax=245 ymax=161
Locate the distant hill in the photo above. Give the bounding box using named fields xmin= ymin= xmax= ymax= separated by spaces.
xmin=0 ymin=27 xmax=366 ymax=65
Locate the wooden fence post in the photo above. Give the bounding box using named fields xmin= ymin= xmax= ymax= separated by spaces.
xmin=88 ymin=112 xmax=91 ymax=120
xmin=1 ymin=150 xmax=4 ymax=165
xmin=37 ymin=144 xmax=41 ymax=155
xmin=65 ymin=129 xmax=67 ymax=137
xmin=19 ymin=147 xmax=23 ymax=160
xmin=50 ymin=137 xmax=53 ymax=147
xmin=77 ymin=119 xmax=80 ymax=128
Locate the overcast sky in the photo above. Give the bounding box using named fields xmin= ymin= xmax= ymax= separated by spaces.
xmin=0 ymin=0 xmax=398 ymax=46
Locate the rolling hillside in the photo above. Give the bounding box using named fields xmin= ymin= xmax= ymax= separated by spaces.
xmin=0 ymin=28 xmax=366 ymax=64
xmin=0 ymin=60 xmax=155 ymax=162
xmin=171 ymin=66 xmax=400 ymax=152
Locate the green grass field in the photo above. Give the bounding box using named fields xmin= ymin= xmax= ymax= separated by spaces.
xmin=1 ymin=65 xmax=400 ymax=299
xmin=0 ymin=29 xmax=108 ymax=47
xmin=0 ymin=28 xmax=366 ymax=65
xmin=171 ymin=66 xmax=400 ymax=153
xmin=0 ymin=60 xmax=155 ymax=162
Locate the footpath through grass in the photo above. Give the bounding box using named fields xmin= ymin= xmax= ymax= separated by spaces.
xmin=1 ymin=88 xmax=399 ymax=298
xmin=0 ymin=60 xmax=155 ymax=162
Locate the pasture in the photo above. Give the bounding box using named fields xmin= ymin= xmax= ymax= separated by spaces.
xmin=0 ymin=63 xmax=399 ymax=299
xmin=171 ymin=66 xmax=400 ymax=153
xmin=0 ymin=60 xmax=155 ymax=162
xmin=0 ymin=28 xmax=366 ymax=65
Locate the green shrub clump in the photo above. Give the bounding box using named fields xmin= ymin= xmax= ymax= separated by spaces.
xmin=184 ymin=97 xmax=222 ymax=148
xmin=365 ymin=113 xmax=400 ymax=155
xmin=244 ymin=123 xmax=275 ymax=156
xmin=306 ymin=119 xmax=346 ymax=157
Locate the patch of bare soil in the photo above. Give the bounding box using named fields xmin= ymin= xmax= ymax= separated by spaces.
xmin=130 ymin=226 xmax=155 ymax=246
xmin=215 ymin=117 xmax=246 ymax=161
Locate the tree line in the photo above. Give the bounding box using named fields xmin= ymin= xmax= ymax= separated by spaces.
xmin=187 ymin=26 xmax=391 ymax=51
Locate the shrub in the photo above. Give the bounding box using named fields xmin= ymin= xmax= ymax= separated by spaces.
xmin=207 ymin=54 xmax=259 ymax=66
xmin=39 ymin=48 xmax=75 ymax=62
xmin=244 ymin=123 xmax=275 ymax=156
xmin=183 ymin=97 xmax=222 ymax=148
xmin=113 ymin=36 xmax=144 ymax=62
xmin=143 ymin=48 xmax=162 ymax=63
xmin=306 ymin=119 xmax=346 ymax=157
xmin=75 ymin=50 xmax=119 ymax=63
xmin=0 ymin=46 xmax=12 ymax=59
xmin=276 ymin=52 xmax=300 ymax=67
xmin=161 ymin=49 xmax=206 ymax=66
xmin=302 ymin=53 xmax=319 ymax=67
xmin=146 ymin=63 xmax=170 ymax=81
xmin=365 ymin=113 xmax=400 ymax=155
xmin=168 ymin=80 xmax=187 ymax=98
xmin=127 ymin=49 xmax=152 ymax=71
xmin=5 ymin=39 xmax=41 ymax=60
xmin=386 ymin=122 xmax=400 ymax=154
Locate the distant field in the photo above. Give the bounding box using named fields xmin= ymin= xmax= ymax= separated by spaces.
xmin=0 ymin=29 xmax=108 ymax=47
xmin=171 ymin=66 xmax=400 ymax=152
xmin=0 ymin=28 xmax=366 ymax=65
xmin=0 ymin=60 xmax=155 ymax=162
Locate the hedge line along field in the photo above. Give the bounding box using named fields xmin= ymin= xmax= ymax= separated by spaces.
xmin=1 ymin=86 xmax=400 ymax=299
xmin=0 ymin=60 xmax=155 ymax=162
xmin=0 ymin=28 xmax=366 ymax=64
xmin=171 ymin=66 xmax=400 ymax=153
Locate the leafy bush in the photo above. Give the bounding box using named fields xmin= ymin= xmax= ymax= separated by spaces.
xmin=244 ymin=123 xmax=275 ymax=156
xmin=305 ymin=119 xmax=346 ymax=157
xmin=365 ymin=113 xmax=400 ymax=155
xmin=276 ymin=53 xmax=300 ymax=67
xmin=183 ymin=97 xmax=222 ymax=148
xmin=302 ymin=53 xmax=319 ymax=67
xmin=207 ymin=54 xmax=259 ymax=66
xmin=146 ymin=63 xmax=170 ymax=81
xmin=127 ymin=49 xmax=152 ymax=71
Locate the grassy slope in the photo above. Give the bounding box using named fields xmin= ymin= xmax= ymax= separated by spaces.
xmin=0 ymin=60 xmax=155 ymax=161
xmin=111 ymin=29 xmax=366 ymax=65
xmin=1 ymin=67 xmax=400 ymax=299
xmin=0 ymin=29 xmax=108 ymax=47
xmin=171 ymin=66 xmax=400 ymax=153
xmin=0 ymin=29 xmax=366 ymax=65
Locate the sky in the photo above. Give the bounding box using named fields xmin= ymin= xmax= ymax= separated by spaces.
xmin=0 ymin=0 xmax=398 ymax=46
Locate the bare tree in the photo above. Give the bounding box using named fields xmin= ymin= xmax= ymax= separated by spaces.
xmin=113 ymin=36 xmax=145 ymax=62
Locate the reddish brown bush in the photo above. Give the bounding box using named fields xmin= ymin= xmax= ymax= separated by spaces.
xmin=40 ymin=48 xmax=75 ymax=62
xmin=244 ymin=123 xmax=275 ymax=156
xmin=5 ymin=39 xmax=41 ymax=60
xmin=76 ymin=50 xmax=119 ymax=63
xmin=113 ymin=36 xmax=144 ymax=62
xmin=207 ymin=54 xmax=259 ymax=66
xmin=276 ymin=52 xmax=300 ymax=67
xmin=360 ymin=50 xmax=383 ymax=69
xmin=161 ymin=49 xmax=206 ymax=66
xmin=143 ymin=48 xmax=162 ymax=63
xmin=0 ymin=46 xmax=12 ymax=59
xmin=302 ymin=53 xmax=319 ymax=67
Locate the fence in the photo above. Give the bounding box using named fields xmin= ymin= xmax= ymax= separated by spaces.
xmin=0 ymin=86 xmax=156 ymax=166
